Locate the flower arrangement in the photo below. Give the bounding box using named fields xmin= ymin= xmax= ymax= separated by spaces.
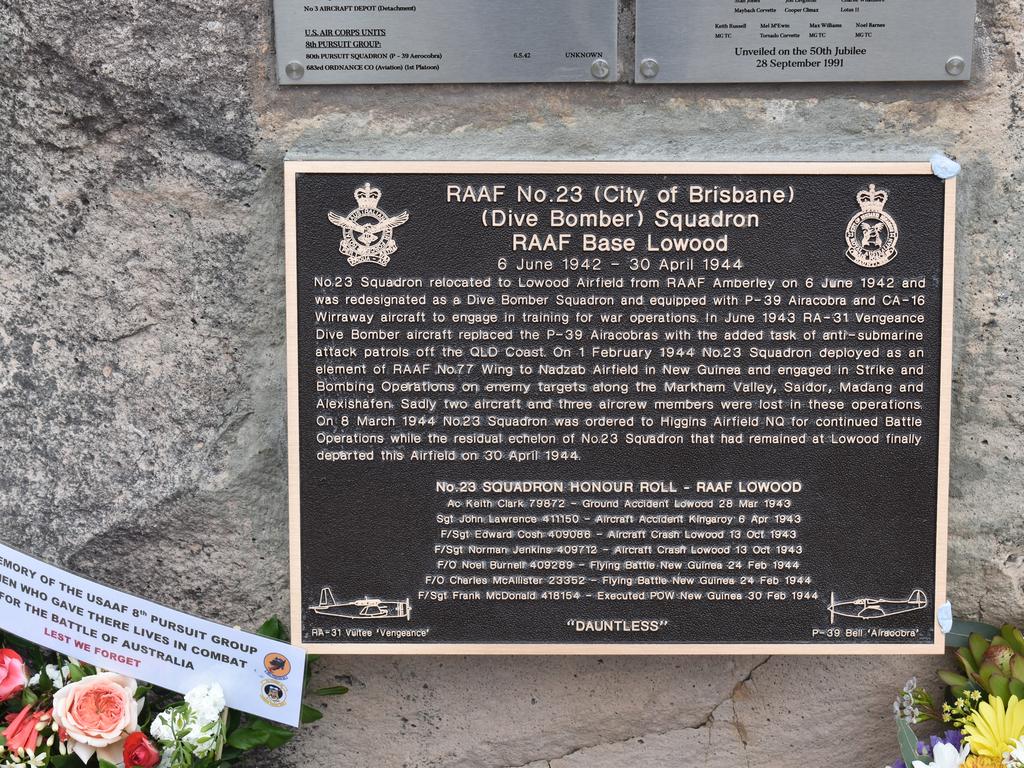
xmin=887 ymin=621 xmax=1024 ymax=768
xmin=0 ymin=619 xmax=343 ymax=768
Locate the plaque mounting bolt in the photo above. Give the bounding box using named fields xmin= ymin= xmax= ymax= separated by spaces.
xmin=285 ymin=61 xmax=305 ymax=81
xmin=590 ymin=58 xmax=611 ymax=80
xmin=945 ymin=56 xmax=966 ymax=77
xmin=639 ymin=58 xmax=660 ymax=79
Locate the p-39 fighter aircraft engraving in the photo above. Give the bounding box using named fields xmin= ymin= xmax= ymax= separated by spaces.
xmin=828 ymin=589 xmax=928 ymax=625
xmin=309 ymin=587 xmax=412 ymax=621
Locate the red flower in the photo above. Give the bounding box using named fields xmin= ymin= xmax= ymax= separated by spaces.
xmin=123 ymin=731 xmax=160 ymax=768
xmin=3 ymin=706 xmax=50 ymax=753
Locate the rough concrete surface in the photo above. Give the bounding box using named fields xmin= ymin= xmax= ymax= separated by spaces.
xmin=1 ymin=0 xmax=1022 ymax=765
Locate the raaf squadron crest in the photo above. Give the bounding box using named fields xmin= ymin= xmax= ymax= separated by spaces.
xmin=328 ymin=183 xmax=409 ymax=267
xmin=845 ymin=184 xmax=899 ymax=268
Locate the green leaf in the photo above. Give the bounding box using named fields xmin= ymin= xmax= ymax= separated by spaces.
xmin=956 ymin=648 xmax=979 ymax=676
xmin=99 ymin=759 xmax=119 ymax=768
xmin=1003 ymin=625 xmax=1024 ymax=656
xmin=67 ymin=662 xmax=85 ymax=682
xmin=256 ymin=617 xmax=288 ymax=641
xmin=35 ymin=670 xmax=53 ymax=694
xmin=313 ymin=685 xmax=349 ymax=696
xmin=226 ymin=726 xmax=268 ymax=751
xmin=937 ymin=670 xmax=969 ymax=687
xmin=979 ymin=661 xmax=1000 ymax=686
xmin=29 ymin=643 xmax=47 ymax=672
xmin=300 ymin=705 xmax=323 ymax=724
xmin=1009 ymin=680 xmax=1024 ymax=699
xmin=945 ymin=619 xmax=999 ymax=649
xmin=226 ymin=718 xmax=295 ymax=752
xmin=897 ymin=720 xmax=920 ymax=768
xmin=990 ymin=675 xmax=1011 ymax=701
xmin=969 ymin=633 xmax=991 ymax=668
xmin=1011 ymin=656 xmax=1024 ymax=683
xmin=254 ymin=719 xmax=294 ymax=750
xmin=20 ymin=687 xmax=38 ymax=708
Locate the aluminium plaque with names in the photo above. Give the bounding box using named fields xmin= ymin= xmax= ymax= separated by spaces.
xmin=285 ymin=160 xmax=954 ymax=654
xmin=635 ymin=0 xmax=976 ymax=83
xmin=272 ymin=0 xmax=618 ymax=85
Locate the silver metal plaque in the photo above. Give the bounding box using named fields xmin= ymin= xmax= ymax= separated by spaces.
xmin=273 ymin=0 xmax=618 ymax=85
xmin=635 ymin=0 xmax=976 ymax=83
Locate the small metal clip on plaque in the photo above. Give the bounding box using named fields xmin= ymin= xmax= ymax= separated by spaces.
xmin=937 ymin=601 xmax=954 ymax=634
xmin=931 ymin=154 xmax=962 ymax=180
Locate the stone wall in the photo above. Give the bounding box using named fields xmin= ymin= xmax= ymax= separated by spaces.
xmin=1 ymin=1 xmax=1022 ymax=765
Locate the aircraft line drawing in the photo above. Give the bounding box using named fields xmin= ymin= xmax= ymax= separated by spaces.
xmin=309 ymin=587 xmax=412 ymax=621
xmin=828 ymin=589 xmax=928 ymax=625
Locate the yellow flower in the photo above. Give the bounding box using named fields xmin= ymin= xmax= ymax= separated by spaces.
xmin=964 ymin=757 xmax=1002 ymax=768
xmin=964 ymin=695 xmax=1024 ymax=757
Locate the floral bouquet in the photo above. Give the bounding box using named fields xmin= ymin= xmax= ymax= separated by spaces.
xmin=0 ymin=620 xmax=343 ymax=768
xmin=887 ymin=622 xmax=1024 ymax=768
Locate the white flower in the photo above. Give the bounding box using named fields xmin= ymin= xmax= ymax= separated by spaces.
xmin=151 ymin=684 xmax=225 ymax=761
xmin=184 ymin=683 xmax=225 ymax=724
xmin=912 ymin=741 xmax=970 ymax=768
xmin=0 ymin=750 xmax=50 ymax=768
xmin=27 ymin=664 xmax=70 ymax=690
xmin=149 ymin=709 xmax=180 ymax=744
xmin=1005 ymin=738 xmax=1024 ymax=767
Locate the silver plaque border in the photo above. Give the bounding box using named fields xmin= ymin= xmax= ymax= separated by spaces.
xmin=635 ymin=0 xmax=976 ymax=83
xmin=285 ymin=159 xmax=954 ymax=656
xmin=274 ymin=0 xmax=619 ymax=85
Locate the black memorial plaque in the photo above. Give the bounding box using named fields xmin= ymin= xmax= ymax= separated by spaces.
xmin=285 ymin=161 xmax=954 ymax=653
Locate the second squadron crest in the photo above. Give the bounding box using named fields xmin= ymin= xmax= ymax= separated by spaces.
xmin=328 ymin=183 xmax=410 ymax=267
xmin=845 ymin=184 xmax=899 ymax=268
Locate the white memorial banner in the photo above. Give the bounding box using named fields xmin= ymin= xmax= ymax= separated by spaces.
xmin=0 ymin=543 xmax=306 ymax=726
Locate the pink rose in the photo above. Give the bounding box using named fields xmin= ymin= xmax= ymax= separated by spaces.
xmin=0 ymin=648 xmax=28 ymax=702
xmin=52 ymin=672 xmax=142 ymax=766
